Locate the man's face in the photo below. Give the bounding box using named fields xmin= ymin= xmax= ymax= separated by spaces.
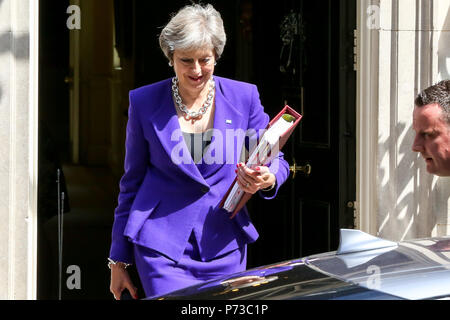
xmin=412 ymin=103 xmax=450 ymax=176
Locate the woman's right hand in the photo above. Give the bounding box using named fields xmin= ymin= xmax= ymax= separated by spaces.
xmin=109 ymin=264 xmax=139 ymax=300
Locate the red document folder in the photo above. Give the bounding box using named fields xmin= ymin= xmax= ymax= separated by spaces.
xmin=220 ymin=105 xmax=302 ymax=219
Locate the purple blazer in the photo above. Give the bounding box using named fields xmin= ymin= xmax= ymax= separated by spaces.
xmin=109 ymin=76 xmax=290 ymax=264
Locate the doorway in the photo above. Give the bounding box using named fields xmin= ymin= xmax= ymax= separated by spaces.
xmin=37 ymin=0 xmax=356 ymax=299
xmin=242 ymin=0 xmax=357 ymax=266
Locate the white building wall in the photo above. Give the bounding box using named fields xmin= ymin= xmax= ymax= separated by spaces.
xmin=432 ymin=0 xmax=450 ymax=236
xmin=0 ymin=0 xmax=38 ymax=299
xmin=358 ymin=0 xmax=450 ymax=241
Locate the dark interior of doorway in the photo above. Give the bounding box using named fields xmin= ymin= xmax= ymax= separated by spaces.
xmin=37 ymin=0 xmax=356 ymax=300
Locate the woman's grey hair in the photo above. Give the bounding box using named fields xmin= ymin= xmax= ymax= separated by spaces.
xmin=159 ymin=4 xmax=227 ymax=62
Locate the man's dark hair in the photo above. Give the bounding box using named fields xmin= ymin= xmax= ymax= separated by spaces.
xmin=415 ymin=80 xmax=450 ymax=122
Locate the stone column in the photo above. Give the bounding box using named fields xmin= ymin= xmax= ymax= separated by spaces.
xmin=358 ymin=0 xmax=450 ymax=241
xmin=0 ymin=0 xmax=38 ymax=299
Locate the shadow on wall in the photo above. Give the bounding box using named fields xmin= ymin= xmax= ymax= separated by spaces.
xmin=434 ymin=6 xmax=450 ymax=236
xmin=0 ymin=34 xmax=30 ymax=59
xmin=0 ymin=0 xmax=3 ymax=115
xmin=376 ymin=3 xmax=450 ymax=242
xmin=0 ymin=0 xmax=42 ymax=215
xmin=377 ymin=121 xmax=450 ymax=241
xmin=0 ymin=0 xmax=32 ymax=106
xmin=438 ymin=6 xmax=450 ymax=80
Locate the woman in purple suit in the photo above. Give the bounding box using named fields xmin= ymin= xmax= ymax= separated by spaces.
xmin=108 ymin=3 xmax=290 ymax=300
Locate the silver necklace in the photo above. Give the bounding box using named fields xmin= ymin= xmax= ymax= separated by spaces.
xmin=172 ymin=77 xmax=215 ymax=122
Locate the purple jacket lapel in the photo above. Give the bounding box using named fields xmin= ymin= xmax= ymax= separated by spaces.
xmin=204 ymin=77 xmax=246 ymax=171
xmin=213 ymin=77 xmax=245 ymax=133
xmin=150 ymin=77 xmax=246 ymax=185
xmin=149 ymin=81 xmax=207 ymax=186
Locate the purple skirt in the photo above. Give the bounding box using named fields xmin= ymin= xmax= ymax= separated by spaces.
xmin=133 ymin=232 xmax=247 ymax=298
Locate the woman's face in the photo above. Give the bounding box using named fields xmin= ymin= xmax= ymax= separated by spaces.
xmin=172 ymin=47 xmax=216 ymax=95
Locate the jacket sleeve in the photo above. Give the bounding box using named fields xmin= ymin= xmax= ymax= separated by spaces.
xmin=109 ymin=92 xmax=149 ymax=264
xmin=246 ymin=85 xmax=290 ymax=200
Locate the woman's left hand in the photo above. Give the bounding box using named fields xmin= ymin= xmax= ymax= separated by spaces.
xmin=235 ymin=163 xmax=276 ymax=194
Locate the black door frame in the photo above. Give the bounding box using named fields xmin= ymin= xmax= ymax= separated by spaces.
xmin=247 ymin=0 xmax=357 ymax=268
xmin=338 ymin=0 xmax=357 ymax=232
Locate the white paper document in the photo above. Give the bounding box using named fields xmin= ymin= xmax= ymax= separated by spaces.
xmin=223 ymin=115 xmax=295 ymax=212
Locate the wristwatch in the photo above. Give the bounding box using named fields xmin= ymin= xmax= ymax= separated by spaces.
xmin=107 ymin=258 xmax=131 ymax=269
